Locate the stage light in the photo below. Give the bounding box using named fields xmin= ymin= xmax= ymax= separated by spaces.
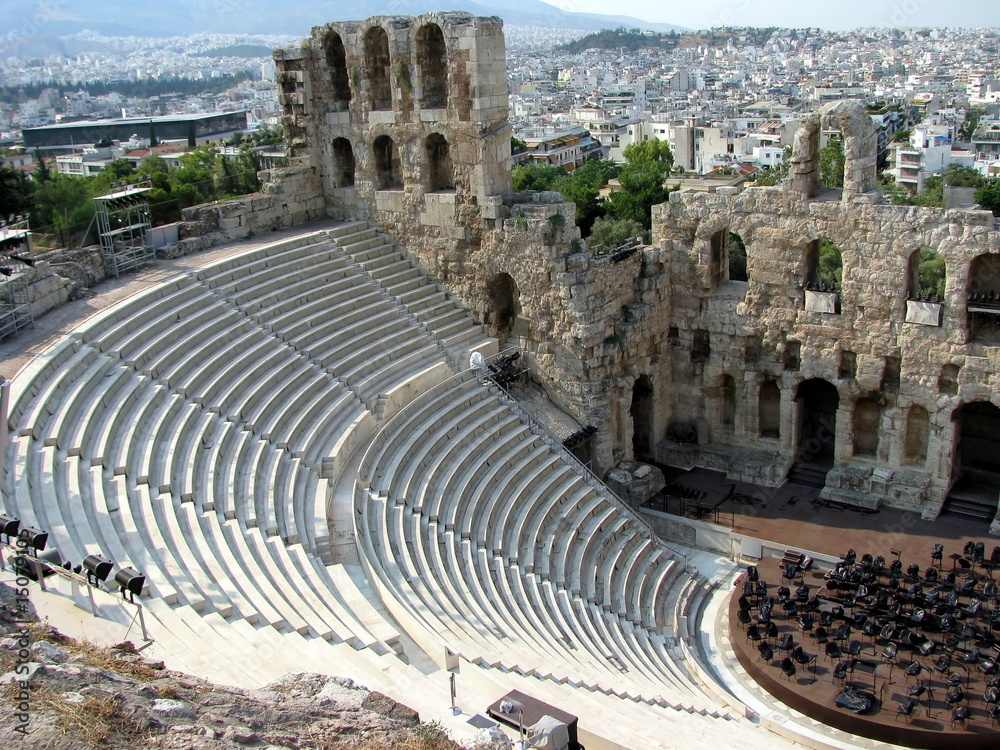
xmin=19 ymin=526 xmax=47 ymax=551
xmin=115 ymin=566 xmax=145 ymax=603
xmin=0 ymin=514 xmax=19 ymax=542
xmin=83 ymin=554 xmax=113 ymax=586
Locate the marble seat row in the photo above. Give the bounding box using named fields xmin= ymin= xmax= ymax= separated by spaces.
xmin=355 ymin=372 xmax=728 ymax=714
xmin=4 ymin=226 xmax=500 ymax=672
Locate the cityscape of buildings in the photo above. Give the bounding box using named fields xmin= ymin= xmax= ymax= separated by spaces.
xmin=3 ymin=25 xmax=1000 ymax=192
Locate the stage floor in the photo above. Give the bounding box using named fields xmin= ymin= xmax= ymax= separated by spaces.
xmin=729 ymin=557 xmax=1000 ymax=749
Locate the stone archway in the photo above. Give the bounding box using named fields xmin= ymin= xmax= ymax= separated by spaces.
xmin=946 ymin=401 xmax=1000 ymax=521
xmin=796 ymin=378 xmax=839 ymax=470
xmin=485 ymin=273 xmax=520 ymax=347
xmin=630 ymin=375 xmax=654 ymax=461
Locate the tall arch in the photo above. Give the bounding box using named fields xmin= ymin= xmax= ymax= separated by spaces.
xmin=949 ymin=401 xmax=1000 ymax=521
xmin=416 ymin=23 xmax=448 ymax=109
xmin=708 ymin=229 xmax=748 ymax=291
xmin=797 ymin=379 xmax=839 ymax=470
xmin=324 ymin=31 xmax=351 ymax=110
xmin=364 ymin=26 xmax=392 ymax=111
xmin=331 ymin=137 xmax=355 ymax=188
xmin=852 ymin=398 xmax=880 ymax=456
xmin=759 ymin=380 xmax=780 ymax=438
xmin=486 ymin=273 xmax=520 ymax=347
xmin=630 ymin=375 xmax=654 ymax=460
xmin=967 ymin=253 xmax=1000 ymax=343
xmin=789 ymin=100 xmax=877 ymax=199
xmin=425 ymin=133 xmax=453 ymax=192
xmin=902 ymin=405 xmax=929 ymax=465
xmin=372 ymin=135 xmax=401 ymax=190
xmin=803 ymin=238 xmax=842 ymax=291
xmin=718 ymin=374 xmax=736 ymax=429
xmin=908 ymin=247 xmax=945 ymax=300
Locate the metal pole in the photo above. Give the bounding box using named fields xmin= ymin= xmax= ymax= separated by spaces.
xmin=136 ymin=604 xmax=149 ymax=642
xmin=87 ymin=582 xmax=97 ymax=617
xmin=0 ymin=543 xmax=5 ymax=572
xmin=449 ymin=672 xmax=459 ymax=715
xmin=33 ymin=558 xmax=45 ymax=591
xmin=0 ymin=377 xmax=10 ymax=474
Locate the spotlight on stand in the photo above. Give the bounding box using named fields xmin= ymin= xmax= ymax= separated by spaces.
xmin=82 ymin=554 xmax=113 ymax=587
xmin=9 ymin=254 xmax=34 ymax=267
xmin=19 ymin=526 xmax=47 ymax=552
xmin=115 ymin=567 xmax=145 ymax=603
xmin=0 ymin=268 xmax=12 ymax=277
xmin=0 ymin=514 xmax=19 ymax=543
xmin=13 ymin=548 xmax=63 ymax=581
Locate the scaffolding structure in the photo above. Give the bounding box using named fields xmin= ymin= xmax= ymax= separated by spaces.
xmin=95 ymin=179 xmax=156 ymax=278
xmin=0 ymin=217 xmax=35 ymax=341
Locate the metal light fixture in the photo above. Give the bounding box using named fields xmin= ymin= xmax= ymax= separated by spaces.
xmin=19 ymin=526 xmax=47 ymax=552
xmin=115 ymin=567 xmax=145 ymax=603
xmin=82 ymin=554 xmax=113 ymax=586
xmin=0 ymin=514 xmax=19 ymax=543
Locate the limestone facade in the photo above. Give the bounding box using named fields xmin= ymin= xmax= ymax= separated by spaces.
xmin=253 ymin=17 xmax=1000 ymax=523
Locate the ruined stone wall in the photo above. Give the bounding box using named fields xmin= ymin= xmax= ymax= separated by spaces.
xmin=274 ymin=12 xmax=511 ymax=274
xmin=650 ymin=185 xmax=1000 ymax=514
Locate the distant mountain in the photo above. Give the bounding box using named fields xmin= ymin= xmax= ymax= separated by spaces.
xmin=0 ymin=0 xmax=684 ymax=41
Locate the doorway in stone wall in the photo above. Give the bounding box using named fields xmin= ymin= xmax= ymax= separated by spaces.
xmin=631 ymin=375 xmax=654 ymax=461
xmin=486 ymin=273 xmax=520 ymax=347
xmin=943 ymin=401 xmax=1000 ymax=523
xmin=787 ymin=378 xmax=838 ymax=488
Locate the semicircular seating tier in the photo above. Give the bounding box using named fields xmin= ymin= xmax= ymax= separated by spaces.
xmin=355 ymin=369 xmax=734 ymax=717
xmin=1 ymin=223 xmax=492 ymax=690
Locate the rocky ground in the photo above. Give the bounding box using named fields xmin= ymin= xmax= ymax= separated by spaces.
xmin=0 ymin=584 xmax=508 ymax=749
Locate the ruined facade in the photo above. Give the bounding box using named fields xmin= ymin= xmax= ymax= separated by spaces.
xmin=261 ymin=14 xmax=1000 ymax=526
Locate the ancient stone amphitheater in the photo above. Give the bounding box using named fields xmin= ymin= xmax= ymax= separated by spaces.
xmin=1 ymin=222 xmax=805 ymax=748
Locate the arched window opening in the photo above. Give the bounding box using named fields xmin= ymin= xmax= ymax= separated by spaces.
xmin=486 ymin=273 xmax=520 ymax=347
xmin=908 ymin=247 xmax=946 ymax=301
xmin=709 ymin=230 xmax=725 ymax=289
xmin=373 ymin=135 xmax=402 ymax=190
xmin=331 ymin=138 xmax=355 ymax=188
xmin=416 ymin=23 xmax=448 ymax=109
xmin=803 ymin=238 xmax=842 ymax=291
xmin=364 ymin=26 xmax=392 ymax=111
xmin=324 ymin=31 xmax=351 ymax=110
xmin=853 ymin=398 xmax=880 ymax=457
xmin=718 ymin=375 xmax=737 ymax=429
xmin=728 ymin=231 xmax=747 ymax=283
xmin=759 ymin=380 xmax=780 ymax=439
xmin=631 ymin=375 xmax=654 ymax=460
xmin=967 ymin=254 xmax=1000 ymax=344
xmin=425 ymin=133 xmax=453 ymax=192
xmin=902 ymin=405 xmax=929 ymax=466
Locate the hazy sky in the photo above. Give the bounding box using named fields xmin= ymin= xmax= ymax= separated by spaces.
xmin=545 ymin=0 xmax=1000 ymax=30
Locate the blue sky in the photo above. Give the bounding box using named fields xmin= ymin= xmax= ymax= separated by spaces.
xmin=545 ymin=0 xmax=1000 ymax=30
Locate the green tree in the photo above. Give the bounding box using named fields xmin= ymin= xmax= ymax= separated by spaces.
xmin=33 ymin=149 xmax=50 ymax=182
xmin=818 ymin=239 xmax=843 ymax=290
xmin=0 ymin=165 xmax=35 ymax=218
xmin=187 ymin=125 xmax=197 ymax=149
xmin=974 ymin=179 xmax=1000 ymax=216
xmin=819 ymin=137 xmax=845 ymax=188
xmin=915 ymin=247 xmax=946 ymax=297
xmin=588 ymin=216 xmax=644 ymax=250
xmin=235 ymin=146 xmax=262 ymax=193
xmin=891 ymin=128 xmax=912 ymax=143
xmin=510 ymin=137 xmax=527 ymax=154
xmin=754 ymin=146 xmax=792 ymax=187
xmin=552 ymin=159 xmax=618 ymax=236
xmin=941 ymin=163 xmax=984 ymax=187
xmin=960 ymin=107 xmax=985 ymax=142
xmin=512 ymin=163 xmax=564 ymax=191
xmin=607 ymin=139 xmax=674 ymax=230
